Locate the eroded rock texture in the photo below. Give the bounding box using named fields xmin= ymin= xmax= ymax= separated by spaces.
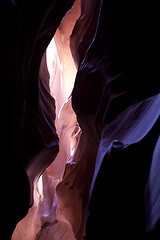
xmin=1 ymin=0 xmax=160 ymax=239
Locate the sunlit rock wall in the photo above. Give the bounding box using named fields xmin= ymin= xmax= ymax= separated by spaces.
xmin=1 ymin=0 xmax=160 ymax=239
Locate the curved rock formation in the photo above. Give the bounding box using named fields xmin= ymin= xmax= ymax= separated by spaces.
xmin=1 ymin=0 xmax=160 ymax=239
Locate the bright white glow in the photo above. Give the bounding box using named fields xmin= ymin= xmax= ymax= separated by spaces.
xmin=46 ymin=37 xmax=63 ymax=77
xmin=70 ymin=124 xmax=81 ymax=156
xmin=46 ymin=32 xmax=77 ymax=120
xmin=46 ymin=37 xmax=63 ymax=103
xmin=34 ymin=175 xmax=44 ymax=207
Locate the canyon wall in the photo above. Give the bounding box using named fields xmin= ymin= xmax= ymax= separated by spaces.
xmin=1 ymin=0 xmax=160 ymax=239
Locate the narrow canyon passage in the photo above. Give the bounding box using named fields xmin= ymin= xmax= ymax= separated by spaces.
xmin=12 ymin=1 xmax=99 ymax=239
xmin=1 ymin=0 xmax=160 ymax=239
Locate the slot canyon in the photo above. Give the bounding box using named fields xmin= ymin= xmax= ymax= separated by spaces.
xmin=1 ymin=0 xmax=160 ymax=239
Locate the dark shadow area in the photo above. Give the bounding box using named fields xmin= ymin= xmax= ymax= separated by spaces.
xmin=86 ymin=116 xmax=160 ymax=240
